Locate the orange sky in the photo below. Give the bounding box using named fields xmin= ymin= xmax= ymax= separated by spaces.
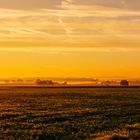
xmin=0 ymin=0 xmax=140 ymax=78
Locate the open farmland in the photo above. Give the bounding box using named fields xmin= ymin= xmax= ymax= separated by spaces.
xmin=0 ymin=87 xmax=140 ymax=140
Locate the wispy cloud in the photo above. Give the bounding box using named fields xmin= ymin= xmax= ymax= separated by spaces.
xmin=0 ymin=1 xmax=140 ymax=50
xmin=1 ymin=47 xmax=140 ymax=55
xmin=58 ymin=18 xmax=72 ymax=38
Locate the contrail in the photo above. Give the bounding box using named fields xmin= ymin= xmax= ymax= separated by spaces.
xmin=58 ymin=18 xmax=72 ymax=38
xmin=58 ymin=0 xmax=75 ymax=38
xmin=24 ymin=29 xmax=50 ymax=36
xmin=7 ymin=28 xmax=50 ymax=36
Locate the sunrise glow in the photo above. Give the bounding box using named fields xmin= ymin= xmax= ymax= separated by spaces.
xmin=0 ymin=0 xmax=140 ymax=78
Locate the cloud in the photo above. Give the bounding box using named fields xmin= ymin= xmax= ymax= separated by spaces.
xmin=73 ymin=0 xmax=140 ymax=10
xmin=58 ymin=18 xmax=73 ymax=37
xmin=0 ymin=1 xmax=140 ymax=50
xmin=0 ymin=0 xmax=61 ymax=9
xmin=0 ymin=0 xmax=140 ymax=11
xmin=61 ymin=0 xmax=74 ymax=9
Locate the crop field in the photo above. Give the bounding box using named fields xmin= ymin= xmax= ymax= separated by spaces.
xmin=0 ymin=87 xmax=140 ymax=140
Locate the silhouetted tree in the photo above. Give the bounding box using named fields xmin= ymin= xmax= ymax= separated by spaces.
xmin=36 ymin=79 xmax=54 ymax=85
xmin=17 ymin=79 xmax=23 ymax=83
xmin=120 ymin=80 xmax=129 ymax=86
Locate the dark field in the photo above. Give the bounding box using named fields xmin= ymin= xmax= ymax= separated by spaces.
xmin=0 ymin=87 xmax=140 ymax=140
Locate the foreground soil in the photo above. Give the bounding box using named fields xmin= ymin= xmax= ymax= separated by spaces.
xmin=0 ymin=87 xmax=140 ymax=139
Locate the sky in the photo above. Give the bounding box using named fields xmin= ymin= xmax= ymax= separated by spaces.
xmin=0 ymin=0 xmax=140 ymax=79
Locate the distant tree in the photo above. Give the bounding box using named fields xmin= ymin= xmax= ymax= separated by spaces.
xmin=36 ymin=79 xmax=41 ymax=84
xmin=36 ymin=79 xmax=42 ymax=85
xmin=63 ymin=82 xmax=67 ymax=85
xmin=11 ymin=80 xmax=16 ymax=83
xmin=17 ymin=79 xmax=23 ymax=83
xmin=120 ymin=80 xmax=129 ymax=86
xmin=5 ymin=80 xmax=9 ymax=83
xmin=35 ymin=79 xmax=54 ymax=85
xmin=46 ymin=80 xmax=54 ymax=85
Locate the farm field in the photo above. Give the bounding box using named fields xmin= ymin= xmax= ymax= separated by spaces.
xmin=0 ymin=87 xmax=140 ymax=140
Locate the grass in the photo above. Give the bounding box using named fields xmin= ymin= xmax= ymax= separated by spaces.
xmin=0 ymin=87 xmax=140 ymax=139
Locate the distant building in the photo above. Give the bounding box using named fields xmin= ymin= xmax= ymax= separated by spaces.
xmin=120 ymin=80 xmax=129 ymax=86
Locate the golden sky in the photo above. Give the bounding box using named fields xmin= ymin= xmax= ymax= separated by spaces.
xmin=0 ymin=0 xmax=140 ymax=78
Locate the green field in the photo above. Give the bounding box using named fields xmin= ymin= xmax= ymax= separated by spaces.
xmin=0 ymin=87 xmax=140 ymax=140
